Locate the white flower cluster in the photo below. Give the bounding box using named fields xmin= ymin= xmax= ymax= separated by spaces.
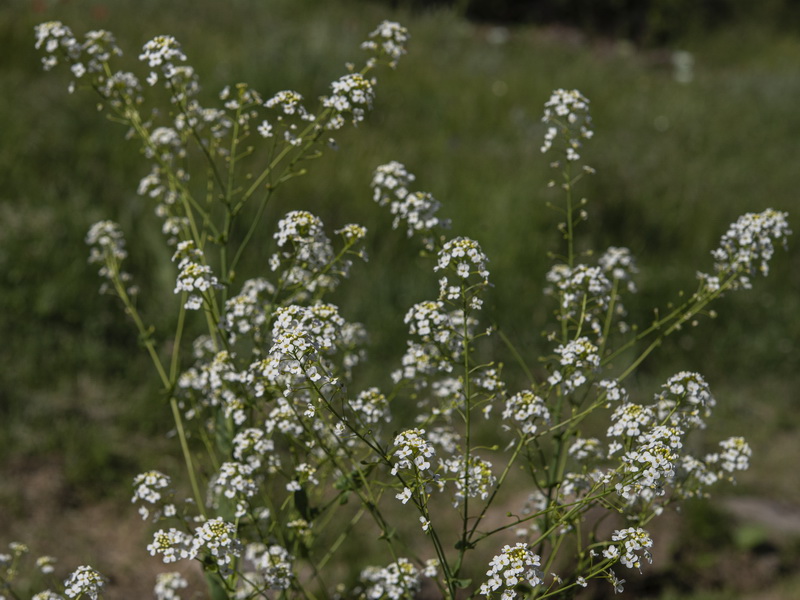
xmin=568 ymin=437 xmax=604 ymax=461
xmin=212 ymin=461 xmax=258 ymax=518
xmin=34 ymin=21 xmax=80 ymax=70
xmin=349 ymin=387 xmax=391 ymax=425
xmin=540 ymin=88 xmax=593 ymax=161
xmin=174 ymin=101 xmax=231 ymax=140
xmin=479 ymin=543 xmax=543 ymax=599
xmin=270 ymin=211 xmax=341 ymax=296
xmin=404 ymin=300 xmax=451 ymax=342
xmin=603 ymin=528 xmax=653 ymax=570
xmin=86 ymin=220 xmax=127 ymax=263
xmin=393 ymin=192 xmax=446 ymax=240
xmin=148 ymin=528 xmax=193 ymax=564
xmin=265 ymin=90 xmax=311 ymax=118
xmin=264 ymin=90 xmax=315 ymax=145
xmin=371 ymin=162 xmax=450 ymax=247
xmin=654 ymin=371 xmax=716 ymax=429
xmin=165 ymin=65 xmax=200 ymax=104
xmin=264 ymin=396 xmax=307 ymax=438
xmin=138 ymin=165 xmax=177 ymax=209
xmin=392 ymin=341 xmax=451 ymax=385
xmin=391 ymin=428 xmax=436 ymax=476
xmin=394 ymin=300 xmax=478 ymax=389
xmin=597 ymin=378 xmax=628 ymax=405
xmin=36 ymin=555 xmax=57 ymax=574
xmin=470 ymin=366 xmax=508 ymax=417
xmin=178 ymin=349 xmax=248 ymax=424
xmin=34 ymin=22 xmax=122 ymax=93
xmin=672 ymin=436 xmax=752 ymax=498
xmin=336 ymin=222 xmax=369 ymax=244
xmin=232 ymin=427 xmax=275 ymax=468
xmin=86 ymin=220 xmax=135 ymax=295
xmin=559 ymin=469 xmax=613 ymax=502
xmin=1 ymin=541 xmax=26 ymax=564
xmin=172 ymin=240 xmax=221 ymax=310
xmin=545 ymin=264 xmax=613 ymax=339
xmin=361 ymin=21 xmax=410 ymax=68
xmin=358 ymin=558 xmax=421 ymax=600
xmin=154 ymin=572 xmax=188 ymax=600
xmin=715 ymin=436 xmax=752 ymax=474
xmin=63 ymin=565 xmax=106 ymax=599
xmin=222 ymin=277 xmax=276 ymax=345
xmin=139 ymin=34 xmax=187 ymax=86
xmin=598 ymin=246 xmax=638 ymax=293
xmin=435 ymin=237 xmax=491 ymax=308
xmin=440 ymin=454 xmax=496 ymax=507
xmin=371 ymin=161 xmax=414 ymax=204
xmin=189 ymin=518 xmax=243 ymax=575
xmin=287 ymin=463 xmax=320 ymax=492
xmin=602 ymin=371 xmax=753 ymax=503
xmin=147 ymin=126 xmax=185 ymax=162
xmin=607 ymin=403 xmax=656 ymax=439
xmin=617 ymin=433 xmax=680 ymax=501
xmin=242 ymin=543 xmax=294 ymax=591
xmin=99 ymin=69 xmax=143 ymax=109
xmin=132 ymin=470 xmax=176 ymax=521
xmin=322 ymin=73 xmax=375 ymax=129
xmin=698 ymin=208 xmax=791 ymax=291
xmin=269 ymin=303 xmax=350 ymax=387
xmin=548 ymin=337 xmax=601 ymax=393
xmin=32 ymin=591 xmax=64 ymax=600
xmin=425 ymin=426 xmax=460 ymax=455
xmin=503 ymin=390 xmax=550 ymax=435
xmin=220 ymin=82 xmax=263 ymax=114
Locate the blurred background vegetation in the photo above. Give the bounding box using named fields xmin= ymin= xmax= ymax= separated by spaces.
xmin=1 ymin=0 xmax=799 ymax=597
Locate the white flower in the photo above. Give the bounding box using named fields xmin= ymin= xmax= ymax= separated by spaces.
xmin=63 ymin=566 xmax=106 ymax=599
xmin=132 ymin=470 xmax=173 ymax=521
xmin=370 ymin=162 xmax=450 ymax=247
xmin=479 ymin=543 xmax=543 ymax=599
xmin=699 ymin=209 xmax=791 ymax=291
xmin=359 ymin=558 xmax=420 ymax=600
xmin=33 ymin=591 xmax=64 ymax=600
xmin=503 ymin=390 xmax=550 ymax=435
xmin=716 ymin=436 xmax=751 ymax=473
xmin=608 ymin=528 xmax=653 ymax=570
xmin=189 ymin=518 xmax=243 ymax=575
xmin=396 ymin=487 xmax=412 ymax=504
xmin=257 ymin=119 xmax=273 ymax=137
xmin=321 ymin=73 xmax=375 ymax=129
xmin=440 ymin=454 xmax=496 ymax=506
xmin=36 ymin=555 xmax=57 ymax=574
xmin=171 ymin=241 xmax=221 ymax=309
xmin=154 ymin=572 xmax=188 ymax=600
xmin=391 ymin=429 xmax=436 ymax=476
xmin=361 ymin=21 xmax=410 ymax=67
xmin=245 ymin=544 xmax=294 ymax=590
xmin=541 ymin=89 xmax=593 ymax=161
xmin=148 ymin=529 xmax=192 ymax=563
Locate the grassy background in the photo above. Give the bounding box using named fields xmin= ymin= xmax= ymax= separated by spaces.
xmin=1 ymin=0 xmax=799 ymax=597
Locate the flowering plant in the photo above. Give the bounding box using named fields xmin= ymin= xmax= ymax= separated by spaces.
xmin=3 ymin=18 xmax=790 ymax=600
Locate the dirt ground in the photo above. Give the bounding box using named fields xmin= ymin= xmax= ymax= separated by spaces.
xmin=3 ymin=456 xmax=800 ymax=599
xmin=0 ymin=456 xmax=204 ymax=599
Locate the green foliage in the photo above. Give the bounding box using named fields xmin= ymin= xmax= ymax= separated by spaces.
xmin=0 ymin=3 xmax=798 ymax=596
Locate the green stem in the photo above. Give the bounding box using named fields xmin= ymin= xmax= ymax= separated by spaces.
xmin=170 ymin=396 xmax=206 ymax=518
